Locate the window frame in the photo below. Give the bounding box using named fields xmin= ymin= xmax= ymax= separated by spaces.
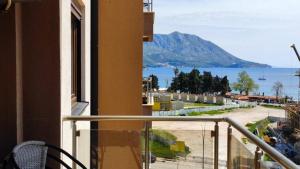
xmin=71 ymin=2 xmax=83 ymax=107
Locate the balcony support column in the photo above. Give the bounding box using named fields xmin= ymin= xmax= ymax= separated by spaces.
xmin=227 ymin=125 xmax=232 ymax=169
xmin=254 ymin=147 xmax=262 ymax=169
xmin=72 ymin=121 xmax=77 ymax=169
xmin=214 ymin=122 xmax=219 ymax=169
xmin=144 ymin=121 xmax=150 ymax=169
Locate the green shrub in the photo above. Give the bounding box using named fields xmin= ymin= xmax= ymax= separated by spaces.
xmin=188 ymin=110 xmax=227 ymax=116
xmin=152 ymin=129 xmax=177 ymax=141
xmin=148 ymin=129 xmax=190 ymax=159
xmin=150 ymin=141 xmax=177 ymax=159
xmin=261 ymin=104 xmax=283 ymax=109
xmin=263 ymin=154 xmax=273 ymax=161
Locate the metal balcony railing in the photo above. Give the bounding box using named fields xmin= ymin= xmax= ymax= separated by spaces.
xmin=63 ymin=116 xmax=299 ymax=169
xmin=144 ymin=0 xmax=153 ymax=12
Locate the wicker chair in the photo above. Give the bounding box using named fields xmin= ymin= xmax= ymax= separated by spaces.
xmin=2 ymin=141 xmax=86 ymax=169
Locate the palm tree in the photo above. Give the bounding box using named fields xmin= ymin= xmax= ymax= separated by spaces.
xmin=272 ymin=81 xmax=284 ymax=101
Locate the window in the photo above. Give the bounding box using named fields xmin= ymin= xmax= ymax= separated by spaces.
xmin=71 ymin=3 xmax=82 ymax=106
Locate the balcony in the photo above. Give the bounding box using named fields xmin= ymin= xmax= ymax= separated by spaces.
xmin=143 ymin=0 xmax=154 ymax=42
xmin=63 ymin=116 xmax=299 ymax=169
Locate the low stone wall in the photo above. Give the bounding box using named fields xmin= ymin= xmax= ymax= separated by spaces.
xmin=153 ymin=101 xmax=257 ymax=116
xmin=207 ymin=96 xmax=216 ymax=104
xmin=181 ymin=93 xmax=188 ymax=102
xmin=153 ymin=104 xmax=239 ymax=116
xmin=198 ymin=95 xmax=207 ymax=103
xmin=160 ymin=93 xmax=231 ymax=104
xmin=216 ymin=96 xmax=226 ymax=105
xmin=189 ymin=94 xmax=197 ymax=102
xmin=171 ymin=101 xmax=184 ymax=110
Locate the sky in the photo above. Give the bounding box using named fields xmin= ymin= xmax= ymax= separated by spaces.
xmin=154 ymin=0 xmax=300 ymax=68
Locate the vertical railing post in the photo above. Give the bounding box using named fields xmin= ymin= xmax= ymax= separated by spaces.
xmin=151 ymin=0 xmax=153 ymax=12
xmin=145 ymin=121 xmax=150 ymax=169
xmin=227 ymin=125 xmax=232 ymax=169
xmin=254 ymin=147 xmax=262 ymax=169
xmin=72 ymin=121 xmax=77 ymax=169
xmin=214 ymin=122 xmax=219 ymax=169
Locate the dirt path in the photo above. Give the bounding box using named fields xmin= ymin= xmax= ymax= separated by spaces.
xmin=152 ymin=106 xmax=285 ymax=162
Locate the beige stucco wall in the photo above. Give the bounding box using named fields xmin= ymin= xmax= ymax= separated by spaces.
xmin=98 ymin=0 xmax=144 ymax=168
xmin=60 ymin=0 xmax=91 ymax=167
xmin=99 ymin=0 xmax=143 ymax=125
xmin=60 ymin=0 xmax=72 ymax=166
xmin=0 ymin=0 xmax=91 ymax=167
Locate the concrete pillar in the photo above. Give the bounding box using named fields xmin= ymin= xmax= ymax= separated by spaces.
xmin=98 ymin=0 xmax=143 ymax=168
xmin=173 ymin=93 xmax=179 ymax=100
xmin=21 ymin=0 xmax=61 ymax=147
xmin=0 ymin=5 xmax=18 ymax=160
xmin=181 ymin=94 xmax=187 ymax=101
xmin=216 ymin=96 xmax=225 ymax=105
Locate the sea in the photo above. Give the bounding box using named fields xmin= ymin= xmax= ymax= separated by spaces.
xmin=143 ymin=67 xmax=300 ymax=100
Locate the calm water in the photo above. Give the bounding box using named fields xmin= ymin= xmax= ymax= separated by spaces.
xmin=143 ymin=67 xmax=300 ymax=100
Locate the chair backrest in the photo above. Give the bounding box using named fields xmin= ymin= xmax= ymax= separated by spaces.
xmin=5 ymin=141 xmax=87 ymax=169
xmin=12 ymin=141 xmax=48 ymax=169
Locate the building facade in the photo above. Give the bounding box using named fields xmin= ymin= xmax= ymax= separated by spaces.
xmin=0 ymin=0 xmax=154 ymax=168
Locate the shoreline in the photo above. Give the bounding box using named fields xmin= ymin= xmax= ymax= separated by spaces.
xmin=144 ymin=67 xmax=299 ymax=99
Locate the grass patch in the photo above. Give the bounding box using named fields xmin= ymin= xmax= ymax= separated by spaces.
xmin=263 ymin=154 xmax=273 ymax=161
xmin=150 ymin=141 xmax=177 ymax=158
xmin=187 ymin=106 xmax=255 ymax=116
xmin=187 ymin=108 xmax=233 ymax=116
xmin=142 ymin=129 xmax=191 ymax=159
xmin=184 ymin=102 xmax=223 ymax=108
xmin=152 ymin=129 xmax=177 ymax=142
xmin=261 ymin=104 xmax=283 ymax=109
xmin=240 ymin=105 xmax=255 ymax=109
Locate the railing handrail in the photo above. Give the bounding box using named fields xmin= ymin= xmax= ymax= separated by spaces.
xmin=63 ymin=115 xmax=225 ymax=122
xmin=226 ymin=118 xmax=299 ymax=169
xmin=63 ymin=115 xmax=300 ymax=169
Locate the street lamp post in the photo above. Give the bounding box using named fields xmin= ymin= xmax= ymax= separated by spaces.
xmin=290 ymin=44 xmax=300 ymax=103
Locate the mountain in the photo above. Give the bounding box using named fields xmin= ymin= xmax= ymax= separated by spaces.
xmin=143 ymin=32 xmax=271 ymax=68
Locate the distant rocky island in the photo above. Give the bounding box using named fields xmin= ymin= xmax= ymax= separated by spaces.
xmin=143 ymin=32 xmax=271 ymax=68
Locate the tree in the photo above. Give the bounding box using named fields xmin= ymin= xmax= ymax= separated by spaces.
xmin=169 ymin=68 xmax=181 ymax=92
xmin=168 ymin=69 xmax=230 ymax=95
xmin=212 ymin=76 xmax=222 ymax=93
xmin=188 ymin=69 xmax=202 ymax=94
xmin=202 ymin=71 xmax=213 ymax=93
xmin=150 ymin=74 xmax=159 ymax=91
xmin=272 ymin=81 xmax=284 ymax=100
xmin=177 ymin=72 xmax=189 ymax=93
xmin=169 ymin=76 xmax=179 ymax=92
xmin=173 ymin=67 xmax=179 ymax=77
xmin=232 ymin=71 xmax=258 ymax=95
xmin=220 ymin=76 xmax=231 ymax=95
